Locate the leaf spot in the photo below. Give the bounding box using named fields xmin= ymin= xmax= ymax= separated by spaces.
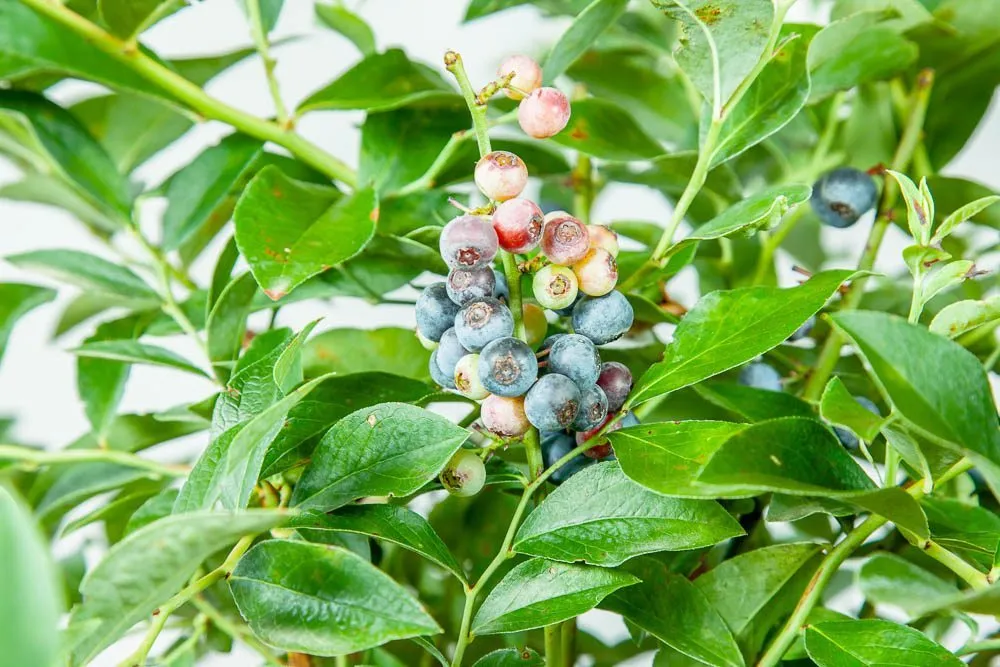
xmin=769 ymin=455 xmax=782 ymax=466
xmin=367 ymin=413 xmax=378 ymax=427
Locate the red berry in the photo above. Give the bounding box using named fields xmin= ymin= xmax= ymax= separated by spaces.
xmin=497 ymin=55 xmax=542 ymax=100
xmin=517 ymin=87 xmax=571 ymax=139
xmin=576 ymin=414 xmax=621 ymax=460
xmin=492 ymin=198 xmax=543 ymax=253
xmin=475 ymin=151 xmax=528 ymax=202
xmin=541 ymin=215 xmax=590 ymax=265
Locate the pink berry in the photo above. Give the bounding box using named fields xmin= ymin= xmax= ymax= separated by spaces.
xmin=439 ymin=215 xmax=499 ymax=270
xmin=492 ymin=198 xmax=543 ymax=253
xmin=497 ymin=55 xmax=542 ymax=100
xmin=573 ymin=248 xmax=618 ymax=297
xmin=517 ymin=87 xmax=571 ymax=139
xmin=541 ymin=215 xmax=590 ymax=265
xmin=587 ymin=224 xmax=619 ymax=257
xmin=475 ymin=151 xmax=528 ymax=202
xmin=481 ymin=394 xmax=530 ymax=438
xmin=532 ymin=264 xmax=578 ymax=310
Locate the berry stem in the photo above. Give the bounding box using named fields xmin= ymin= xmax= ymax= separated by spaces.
xmin=0 ymin=444 xmax=188 ymax=478
xmin=445 ymin=51 xmax=492 ymax=156
xmin=244 ymin=0 xmax=290 ymax=128
xmin=802 ymin=69 xmax=934 ymax=401
xmin=17 ymin=0 xmax=356 ymax=188
xmin=544 ymin=625 xmax=562 ymax=667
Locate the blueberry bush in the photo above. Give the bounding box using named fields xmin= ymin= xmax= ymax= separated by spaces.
xmin=2 ymin=1 xmax=1000 ymax=666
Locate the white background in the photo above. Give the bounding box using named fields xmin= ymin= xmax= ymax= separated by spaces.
xmin=1 ymin=1 xmax=998 ymax=665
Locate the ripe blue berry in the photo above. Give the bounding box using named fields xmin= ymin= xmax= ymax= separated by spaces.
xmin=548 ymin=333 xmax=601 ymax=388
xmin=455 ymin=298 xmax=514 ymax=351
xmin=739 ymin=362 xmax=782 ymax=392
xmin=436 ymin=328 xmax=469 ymax=379
xmin=478 ymin=336 xmax=538 ymax=397
xmin=597 ymin=361 xmax=632 ymax=413
xmin=447 ymin=267 xmax=496 ymax=306
xmin=542 ymin=430 xmax=592 ymax=485
xmin=429 ymin=350 xmax=456 ymax=389
xmin=811 ymin=167 xmax=878 ymax=228
xmin=493 ymin=269 xmax=510 ymax=303
xmin=440 ymin=449 xmax=486 ymax=497
xmin=416 ymin=283 xmax=460 ymax=343
xmin=572 ymin=384 xmax=609 ymax=431
xmin=572 ymin=291 xmax=634 ymax=345
xmin=834 ymin=397 xmax=881 ymax=450
xmin=524 ymin=373 xmax=581 ymax=431
xmin=440 ymin=215 xmax=499 ymax=270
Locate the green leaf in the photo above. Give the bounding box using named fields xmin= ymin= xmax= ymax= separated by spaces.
xmin=72 ymin=340 xmax=209 ymax=378
xmin=162 ymin=133 xmax=265 ymax=251
xmin=292 ymin=403 xmax=468 ymax=510
xmin=206 ymin=271 xmax=258 ymax=379
xmin=236 ymin=0 xmax=284 ymax=32
xmin=299 ymin=49 xmax=457 ymax=113
xmin=630 ymin=270 xmax=853 ymax=405
xmin=67 ymin=510 xmax=287 ymax=665
xmin=886 ymin=170 xmax=932 ymax=244
xmin=176 ymin=375 xmax=333 ymax=511
xmin=315 ymin=2 xmax=376 ymax=55
xmin=513 ymin=462 xmax=743 ymax=566
xmin=602 ymin=557 xmax=744 ymax=667
xmin=820 ymin=377 xmax=884 ymax=442
xmin=0 ymin=487 xmax=62 ymax=667
xmin=0 ymin=90 xmax=133 ymax=222
xmin=0 ymin=172 xmax=122 ymax=233
xmin=0 ymin=283 xmax=55 ymax=367
xmin=684 ymin=184 xmax=811 ymax=243
xmin=929 ymin=296 xmax=1000 ymax=339
xmin=924 ymin=176 xmax=1000 ymax=232
xmin=6 ymin=250 xmax=159 ymax=302
xmin=934 ymin=195 xmax=1000 ymax=242
xmin=549 ymin=98 xmax=663 ymax=161
xmin=694 ymin=382 xmax=814 ymax=422
xmin=651 ymin=0 xmax=773 ymax=109
xmin=709 ymin=29 xmax=811 ymax=167
xmin=922 ymin=497 xmax=1000 ymax=570
xmin=804 ymin=619 xmax=963 ymax=667
xmin=229 ymin=539 xmax=441 ymax=655
xmin=857 ymin=553 xmax=957 ymax=614
xmin=543 ymin=0 xmax=628 ymax=80
xmin=303 ymin=327 xmax=432 ymax=381
xmin=291 ymin=505 xmax=465 ymax=582
xmin=464 ymin=0 xmax=533 ymax=21
xmin=472 ymin=558 xmax=638 ymax=635
xmin=808 ymin=11 xmax=918 ymax=100
xmin=695 ymin=543 xmax=822 ymax=640
xmin=829 ymin=311 xmax=1000 ymax=489
xmin=98 ymin=0 xmax=184 ymax=39
xmin=472 ymin=648 xmax=544 ymax=667
xmin=234 ymin=166 xmax=377 ymax=300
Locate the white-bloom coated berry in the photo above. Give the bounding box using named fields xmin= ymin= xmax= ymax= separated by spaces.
xmin=474 ymin=151 xmax=528 ymax=201
xmin=497 ymin=55 xmax=543 ymax=100
xmin=518 ymin=87 xmax=571 ymax=139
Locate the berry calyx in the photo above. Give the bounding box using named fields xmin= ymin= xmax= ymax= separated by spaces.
xmin=481 ymin=394 xmax=531 ymax=438
xmin=492 ymin=198 xmax=543 ymax=253
xmin=532 ymin=264 xmax=579 ymax=310
xmin=572 ymin=248 xmax=618 ymax=297
xmin=497 ymin=55 xmax=542 ymax=101
xmin=440 ymin=449 xmax=486 ymax=497
xmin=517 ymin=87 xmax=571 ymax=139
xmin=440 ymin=215 xmax=499 ymax=270
xmin=541 ymin=214 xmax=590 ymax=265
xmin=475 ymin=151 xmax=528 ymax=202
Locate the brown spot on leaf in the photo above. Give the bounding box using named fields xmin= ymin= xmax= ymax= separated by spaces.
xmin=569 ymin=123 xmax=589 ymax=141
xmin=370 ymin=206 xmax=380 ymax=222
xmin=367 ymin=413 xmax=378 ymax=427
xmin=695 ymin=4 xmax=722 ymax=24
xmin=264 ymin=288 xmax=286 ymax=300
xmin=272 ymin=188 xmax=283 ymax=198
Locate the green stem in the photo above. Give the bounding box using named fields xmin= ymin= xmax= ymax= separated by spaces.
xmin=560 ymin=620 xmax=576 ymax=667
xmin=501 ymin=250 xmax=525 ymax=341
xmin=397 ymin=130 xmax=470 ymax=195
xmin=959 ymin=638 xmax=1000 ymax=657
xmin=752 ymin=206 xmax=807 ymax=285
xmin=756 ymin=456 xmax=972 ymax=667
xmin=190 ymin=596 xmax=286 ymax=667
xmin=117 ymin=536 xmax=256 ymax=667
xmin=0 ymin=444 xmax=187 ymax=477
xmin=336 ymin=656 xmax=349 ymax=667
xmin=802 ymin=69 xmax=935 ymax=401
xmin=984 ymin=340 xmax=1000 ymax=372
xmin=445 ymin=51 xmax=491 ymax=156
xmin=245 ymin=0 xmax=289 ymax=127
xmin=545 ymin=626 xmax=562 ymax=667
xmin=573 ymin=153 xmax=594 ymax=225
xmin=923 ymin=540 xmax=989 ymax=590
xmin=19 ymin=0 xmax=356 ymax=187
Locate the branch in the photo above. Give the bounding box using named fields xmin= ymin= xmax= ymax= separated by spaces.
xmin=0 ymin=444 xmax=188 ymax=478
xmin=18 ymin=0 xmax=356 ymax=188
xmin=244 ymin=0 xmax=290 ymax=128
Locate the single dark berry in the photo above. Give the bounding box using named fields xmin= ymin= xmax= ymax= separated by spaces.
xmin=429 ymin=349 xmax=456 ymax=389
xmin=572 ymin=385 xmax=609 ymax=431
xmin=440 ymin=449 xmax=486 ymax=497
xmin=455 ymin=297 xmax=515 ymax=351
xmin=597 ymin=361 xmax=633 ymax=413
xmin=416 ymin=282 xmax=460 ymax=343
xmin=440 ymin=215 xmax=499 ymax=270
xmin=542 ymin=430 xmax=592 ymax=485
xmin=548 ymin=334 xmax=601 ymax=388
xmin=524 ymin=373 xmax=581 ymax=431
xmin=478 ymin=336 xmax=538 ymax=397
xmin=493 ymin=269 xmax=510 ymax=303
xmin=739 ymin=362 xmax=782 ymax=392
xmin=811 ymin=167 xmax=878 ymax=228
xmin=436 ymin=328 xmax=470 ymax=378
xmin=481 ymin=394 xmax=530 ymax=437
xmin=447 ymin=267 xmax=496 ymax=306
xmin=572 ymin=291 xmax=634 ymax=345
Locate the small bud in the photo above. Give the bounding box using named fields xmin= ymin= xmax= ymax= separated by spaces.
xmin=475 ymin=151 xmax=528 ymax=202
xmin=517 ymin=87 xmax=571 ymax=139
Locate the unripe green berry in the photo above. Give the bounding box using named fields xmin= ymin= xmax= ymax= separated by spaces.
xmin=532 ymin=264 xmax=579 ymax=310
xmin=440 ymin=449 xmax=486 ymax=497
xmin=522 ymin=302 xmax=548 ymax=349
xmin=454 ymin=354 xmax=490 ymax=400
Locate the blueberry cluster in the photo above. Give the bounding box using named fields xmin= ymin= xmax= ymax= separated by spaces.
xmin=416 ymin=61 xmax=637 ymax=476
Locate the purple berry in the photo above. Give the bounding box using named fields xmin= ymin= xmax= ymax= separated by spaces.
xmin=447 ymin=267 xmax=496 ymax=306
xmin=572 ymin=291 xmax=633 ymax=345
xmin=548 ymin=333 xmax=600 ymax=388
xmin=597 ymin=361 xmax=632 ymax=412
xmin=416 ymin=283 xmax=460 ymax=342
xmin=524 ymin=373 xmax=580 ymax=431
xmin=455 ymin=298 xmax=514 ymax=351
xmin=478 ymin=336 xmax=538 ymax=397
xmin=440 ymin=215 xmax=498 ymax=270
